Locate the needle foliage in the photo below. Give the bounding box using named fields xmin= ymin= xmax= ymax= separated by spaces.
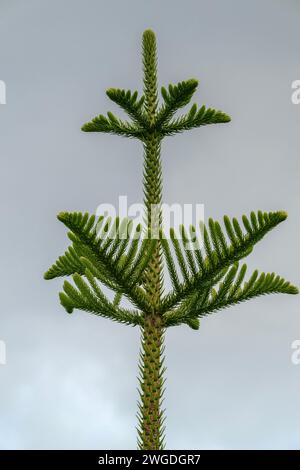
xmin=45 ymin=30 xmax=298 ymax=450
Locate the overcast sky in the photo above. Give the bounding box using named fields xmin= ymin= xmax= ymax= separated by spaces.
xmin=0 ymin=0 xmax=299 ymax=450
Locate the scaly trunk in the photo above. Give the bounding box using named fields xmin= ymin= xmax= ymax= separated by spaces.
xmin=137 ymin=31 xmax=165 ymax=450
xmin=137 ymin=312 xmax=165 ymax=449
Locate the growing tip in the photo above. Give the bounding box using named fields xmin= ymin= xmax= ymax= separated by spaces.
xmin=289 ymin=285 xmax=299 ymax=295
xmin=57 ymin=212 xmax=68 ymax=222
xmin=187 ymin=78 xmax=199 ymax=87
xmin=142 ymin=29 xmax=157 ymax=50
xmin=220 ymin=113 xmax=231 ymax=123
xmin=143 ymin=29 xmax=156 ymax=39
xmin=81 ymin=123 xmax=91 ymax=132
xmin=277 ymin=211 xmax=288 ymax=220
xmin=186 ymin=317 xmax=200 ymax=330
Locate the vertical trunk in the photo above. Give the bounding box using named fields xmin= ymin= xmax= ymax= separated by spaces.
xmin=137 ymin=313 xmax=165 ymax=449
xmin=137 ymin=31 xmax=165 ymax=450
xmin=137 ymin=132 xmax=165 ymax=450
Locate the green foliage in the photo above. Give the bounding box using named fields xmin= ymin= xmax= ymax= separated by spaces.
xmin=81 ymin=112 xmax=144 ymax=139
xmin=106 ymin=88 xmax=146 ymax=126
xmin=45 ymin=28 xmax=298 ymax=451
xmin=160 ymin=210 xmax=298 ymax=319
xmin=142 ymin=29 xmax=158 ymax=127
xmin=45 ymin=212 xmax=158 ymax=323
xmin=81 ymin=31 xmax=230 ymax=140
xmin=164 ymin=263 xmax=297 ymax=328
xmin=46 ymin=29 xmax=298 ymax=328
xmin=155 ymin=79 xmax=198 ymax=128
xmin=81 ymin=84 xmax=230 ymax=140
xmin=60 ymin=271 xmax=143 ymax=326
xmin=45 ymin=209 xmax=298 ymax=327
xmin=160 ymin=105 xmax=231 ymax=137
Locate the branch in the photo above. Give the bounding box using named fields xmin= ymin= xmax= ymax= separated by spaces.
xmin=155 ymin=79 xmax=198 ymax=128
xmin=161 ymin=104 xmax=231 ymax=136
xmin=81 ymin=112 xmax=145 ymax=139
xmin=164 ymin=264 xmax=298 ymax=327
xmin=45 ymin=212 xmax=157 ymax=312
xmin=106 ymin=88 xmax=148 ymax=128
xmin=60 ymin=271 xmax=144 ymax=327
xmin=160 ymin=211 xmax=290 ymax=314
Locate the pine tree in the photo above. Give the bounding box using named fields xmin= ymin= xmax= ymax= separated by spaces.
xmin=44 ymin=30 xmax=298 ymax=450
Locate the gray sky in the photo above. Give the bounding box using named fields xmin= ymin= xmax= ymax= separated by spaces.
xmin=0 ymin=0 xmax=299 ymax=449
